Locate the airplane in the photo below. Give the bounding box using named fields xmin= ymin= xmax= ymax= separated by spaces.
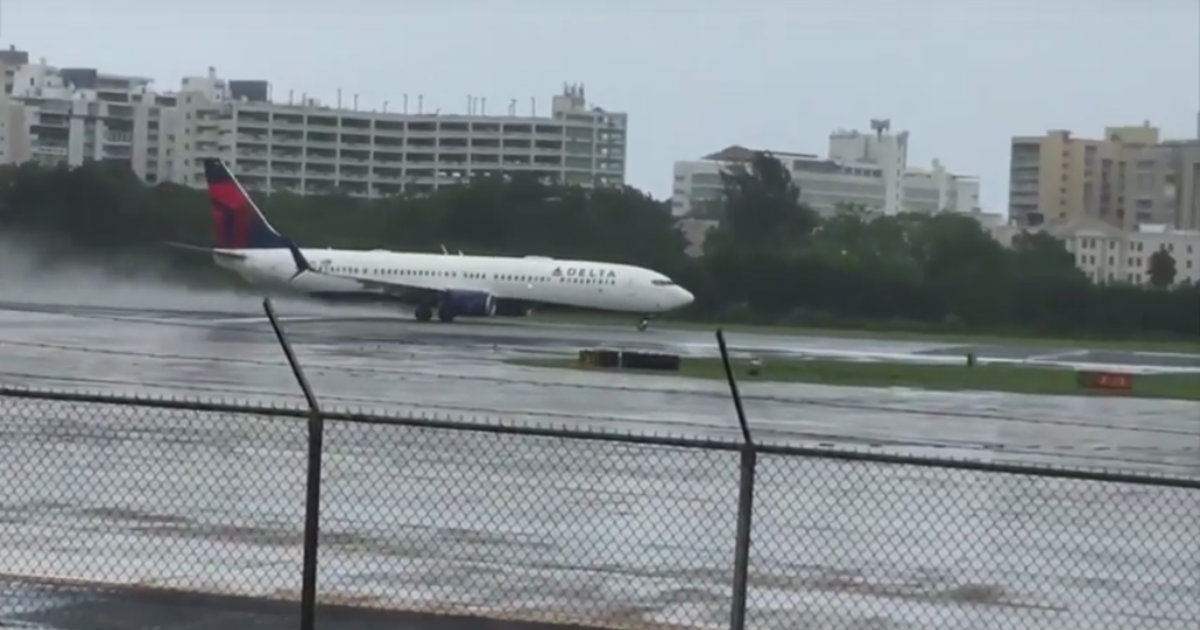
xmin=169 ymin=158 xmax=694 ymax=331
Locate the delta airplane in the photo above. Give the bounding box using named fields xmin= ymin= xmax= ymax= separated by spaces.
xmin=171 ymin=158 xmax=694 ymax=330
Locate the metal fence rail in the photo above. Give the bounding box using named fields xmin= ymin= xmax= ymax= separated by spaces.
xmin=0 ymin=299 xmax=1196 ymax=630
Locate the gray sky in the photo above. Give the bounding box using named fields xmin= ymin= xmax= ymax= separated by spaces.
xmin=7 ymin=0 xmax=1199 ymax=213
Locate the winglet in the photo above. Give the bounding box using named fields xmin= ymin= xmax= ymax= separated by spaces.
xmin=284 ymin=239 xmax=311 ymax=280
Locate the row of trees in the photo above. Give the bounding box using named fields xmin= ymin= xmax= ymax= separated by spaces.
xmin=0 ymin=157 xmax=1196 ymax=340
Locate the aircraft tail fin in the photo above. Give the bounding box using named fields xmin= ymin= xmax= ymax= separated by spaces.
xmin=203 ymin=158 xmax=291 ymax=250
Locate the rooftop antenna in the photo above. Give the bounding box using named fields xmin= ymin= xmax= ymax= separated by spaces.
xmin=481 ymin=97 xmax=486 ymax=115
xmin=870 ymin=118 xmax=890 ymax=140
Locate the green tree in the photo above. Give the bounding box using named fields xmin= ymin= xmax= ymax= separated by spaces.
xmin=2 ymin=159 xmax=1197 ymax=342
xmin=717 ymin=151 xmax=818 ymax=249
xmin=1147 ymin=248 xmax=1177 ymax=288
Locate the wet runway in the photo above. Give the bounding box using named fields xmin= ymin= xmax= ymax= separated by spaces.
xmin=0 ymin=296 xmax=1196 ymax=475
xmin=1 ymin=293 xmax=1198 ymax=629
xmin=0 ymin=576 xmax=596 ymax=630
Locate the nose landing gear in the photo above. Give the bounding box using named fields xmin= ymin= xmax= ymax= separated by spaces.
xmin=637 ymin=315 xmax=654 ymax=332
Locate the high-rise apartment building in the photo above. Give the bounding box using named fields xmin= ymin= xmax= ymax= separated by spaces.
xmin=671 ymin=119 xmax=979 ymax=218
xmin=1123 ymin=139 xmax=1200 ymax=230
xmin=1007 ymin=122 xmax=1200 ymax=230
xmin=0 ymin=51 xmax=629 ymax=197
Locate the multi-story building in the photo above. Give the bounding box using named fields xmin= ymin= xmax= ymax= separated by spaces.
xmin=0 ymin=46 xmax=31 ymax=164
xmin=671 ymin=119 xmax=979 ymax=218
xmin=0 ymin=52 xmax=629 ymax=197
xmin=1123 ymin=139 xmax=1200 ymax=230
xmin=1007 ymin=122 xmax=1200 ymax=231
xmin=164 ymin=73 xmax=626 ymax=196
xmin=990 ymin=216 xmax=1200 ymax=286
xmin=1 ymin=53 xmax=178 ymax=180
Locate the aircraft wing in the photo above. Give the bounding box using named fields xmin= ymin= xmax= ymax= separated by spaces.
xmin=328 ymin=273 xmax=448 ymax=298
xmin=286 ymin=242 xmax=503 ymax=301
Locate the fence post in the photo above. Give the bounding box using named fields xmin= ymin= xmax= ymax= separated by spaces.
xmin=263 ymin=298 xmax=325 ymax=630
xmin=717 ymin=329 xmax=757 ymax=630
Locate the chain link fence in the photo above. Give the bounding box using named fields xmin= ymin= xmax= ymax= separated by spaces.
xmin=1 ymin=387 xmax=1197 ymax=630
xmin=0 ymin=392 xmax=309 ymax=601
xmin=750 ymin=453 xmax=1200 ymax=629
xmin=316 ymin=419 xmax=739 ymax=628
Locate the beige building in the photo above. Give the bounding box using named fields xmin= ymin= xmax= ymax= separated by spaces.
xmin=990 ymin=216 xmax=1200 ymax=286
xmin=1008 ymin=123 xmax=1200 ymax=231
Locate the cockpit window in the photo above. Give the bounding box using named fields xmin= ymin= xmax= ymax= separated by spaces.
xmin=651 ymin=279 xmax=676 ymax=286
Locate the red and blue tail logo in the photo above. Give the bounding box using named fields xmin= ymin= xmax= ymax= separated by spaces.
xmin=203 ymin=159 xmax=290 ymax=250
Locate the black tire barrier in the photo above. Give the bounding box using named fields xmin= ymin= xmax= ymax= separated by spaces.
xmin=578 ymin=348 xmax=681 ymax=372
xmin=620 ymin=350 xmax=681 ymax=371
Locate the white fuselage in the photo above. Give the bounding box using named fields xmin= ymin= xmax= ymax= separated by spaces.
xmin=216 ymin=248 xmax=694 ymax=314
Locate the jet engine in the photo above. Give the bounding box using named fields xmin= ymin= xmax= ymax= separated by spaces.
xmin=440 ymin=289 xmax=497 ymax=317
xmin=493 ymin=299 xmax=531 ymax=317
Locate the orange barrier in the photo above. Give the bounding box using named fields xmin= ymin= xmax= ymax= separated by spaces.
xmin=1075 ymin=370 xmax=1134 ymax=391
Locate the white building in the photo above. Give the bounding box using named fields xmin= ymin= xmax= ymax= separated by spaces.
xmin=671 ymin=119 xmax=980 ymax=218
xmin=164 ymin=74 xmax=627 ymax=196
xmin=0 ymin=52 xmax=628 ymax=197
xmin=0 ymin=53 xmax=177 ymax=181
xmin=990 ymin=216 xmax=1200 ymax=286
xmin=675 ymin=217 xmax=719 ymax=257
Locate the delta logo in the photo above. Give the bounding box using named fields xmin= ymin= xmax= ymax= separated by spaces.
xmin=552 ymin=267 xmax=617 ymax=278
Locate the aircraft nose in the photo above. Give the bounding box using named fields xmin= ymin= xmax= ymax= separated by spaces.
xmin=677 ymin=287 xmax=694 ymax=306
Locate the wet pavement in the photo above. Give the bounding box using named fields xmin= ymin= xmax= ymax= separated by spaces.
xmin=0 ymin=296 xmax=1196 ymax=476
xmin=0 ymin=576 xmax=603 ymax=630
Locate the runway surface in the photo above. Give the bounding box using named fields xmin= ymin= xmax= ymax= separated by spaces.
xmin=0 ymin=296 xmax=1196 ymax=474
xmin=1 ymin=292 xmax=1198 ymax=630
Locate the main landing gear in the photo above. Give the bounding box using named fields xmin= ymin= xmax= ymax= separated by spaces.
xmin=637 ymin=315 xmax=652 ymax=332
xmin=413 ymin=303 xmax=456 ymax=323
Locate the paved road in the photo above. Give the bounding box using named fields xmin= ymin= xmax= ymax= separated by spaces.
xmin=1 ymin=576 xmax=602 ymax=630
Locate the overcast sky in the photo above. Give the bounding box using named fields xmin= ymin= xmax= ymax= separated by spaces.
xmin=6 ymin=0 xmax=1198 ymax=213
